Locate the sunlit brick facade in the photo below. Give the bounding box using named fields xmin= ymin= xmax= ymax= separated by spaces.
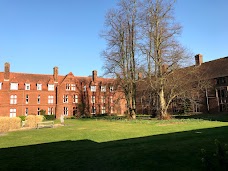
xmin=0 ymin=63 xmax=126 ymax=118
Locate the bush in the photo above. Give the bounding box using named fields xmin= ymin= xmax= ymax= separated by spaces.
xmin=43 ymin=115 xmax=55 ymax=120
xmin=25 ymin=115 xmax=44 ymax=128
xmin=19 ymin=116 xmax=26 ymax=121
xmin=0 ymin=117 xmax=21 ymax=132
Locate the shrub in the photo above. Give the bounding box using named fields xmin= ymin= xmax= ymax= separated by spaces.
xmin=43 ymin=115 xmax=55 ymax=120
xmin=0 ymin=117 xmax=21 ymax=132
xmin=19 ymin=116 xmax=26 ymax=121
xmin=25 ymin=115 xmax=44 ymax=128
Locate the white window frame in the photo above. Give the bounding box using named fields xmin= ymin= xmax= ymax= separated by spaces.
xmin=48 ymin=107 xmax=54 ymax=115
xmin=110 ymin=86 xmax=114 ymax=92
xmin=0 ymin=82 xmax=2 ymax=90
xmin=48 ymin=95 xmax=54 ymax=104
xmin=10 ymin=83 xmax=18 ymax=90
xmin=71 ymin=84 xmax=76 ymax=91
xmin=10 ymin=95 xmax=17 ymax=104
xmin=25 ymin=108 xmax=28 ymax=116
xmin=48 ymin=84 xmax=54 ymax=91
xmin=63 ymin=95 xmax=68 ymax=103
xmin=101 ymin=106 xmax=106 ymax=114
xmin=83 ymin=85 xmax=86 ymax=91
xmin=37 ymin=83 xmax=42 ymax=90
xmin=25 ymin=83 xmax=30 ymax=90
xmin=73 ymin=95 xmax=78 ymax=103
xmin=101 ymin=96 xmax=105 ymax=103
xmin=91 ymin=96 xmax=95 ymax=103
xmin=37 ymin=95 xmax=40 ymax=104
xmin=64 ymin=107 xmax=68 ymax=116
xmin=37 ymin=108 xmax=40 ymax=115
xmin=66 ymin=83 xmax=70 ymax=90
xmin=91 ymin=86 xmax=96 ymax=92
xmin=10 ymin=108 xmax=16 ymax=117
xmin=91 ymin=106 xmax=96 ymax=114
xmin=101 ymin=86 xmax=106 ymax=92
xmin=110 ymin=106 xmax=114 ymax=114
xmin=25 ymin=94 xmax=29 ymax=104
xmin=110 ymin=96 xmax=113 ymax=103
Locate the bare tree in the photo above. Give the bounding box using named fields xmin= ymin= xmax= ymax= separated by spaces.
xmin=101 ymin=0 xmax=139 ymax=119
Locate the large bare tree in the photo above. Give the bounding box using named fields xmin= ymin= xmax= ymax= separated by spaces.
xmin=101 ymin=0 xmax=139 ymax=119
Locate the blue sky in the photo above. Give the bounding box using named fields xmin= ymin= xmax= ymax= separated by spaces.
xmin=0 ymin=0 xmax=227 ymax=76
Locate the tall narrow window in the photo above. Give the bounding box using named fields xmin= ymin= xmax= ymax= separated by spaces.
xmin=91 ymin=96 xmax=95 ymax=103
xmin=25 ymin=108 xmax=28 ymax=116
xmin=10 ymin=109 xmax=16 ymax=117
xmin=63 ymin=95 xmax=68 ymax=103
xmin=110 ymin=106 xmax=114 ymax=114
xmin=37 ymin=108 xmax=40 ymax=115
xmin=37 ymin=95 xmax=40 ymax=104
xmin=91 ymin=106 xmax=96 ymax=114
xmin=110 ymin=86 xmax=114 ymax=92
xmin=101 ymin=96 xmax=105 ymax=103
xmin=10 ymin=95 xmax=17 ymax=104
xmin=0 ymin=82 xmax=2 ymax=90
xmin=110 ymin=96 xmax=113 ymax=103
xmin=71 ymin=84 xmax=76 ymax=91
xmin=101 ymin=106 xmax=106 ymax=114
xmin=66 ymin=83 xmax=70 ymax=90
xmin=48 ymin=107 xmax=53 ymax=115
xmin=25 ymin=83 xmax=30 ymax=90
xmin=64 ymin=107 xmax=68 ymax=116
xmin=83 ymin=85 xmax=86 ymax=91
xmin=26 ymin=94 xmax=29 ymax=104
xmin=48 ymin=95 xmax=54 ymax=104
xmin=73 ymin=95 xmax=78 ymax=103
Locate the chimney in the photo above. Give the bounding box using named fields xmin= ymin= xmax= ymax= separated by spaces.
xmin=195 ymin=54 xmax=203 ymax=66
xmin=53 ymin=66 xmax=58 ymax=83
xmin=92 ymin=70 xmax=97 ymax=82
xmin=4 ymin=62 xmax=10 ymax=81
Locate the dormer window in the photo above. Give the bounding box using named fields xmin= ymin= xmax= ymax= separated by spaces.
xmin=37 ymin=83 xmax=42 ymax=90
xmin=25 ymin=83 xmax=30 ymax=90
xmin=48 ymin=84 xmax=54 ymax=91
xmin=110 ymin=86 xmax=114 ymax=92
xmin=91 ymin=86 xmax=96 ymax=92
xmin=10 ymin=83 xmax=18 ymax=90
xmin=101 ymin=86 xmax=106 ymax=92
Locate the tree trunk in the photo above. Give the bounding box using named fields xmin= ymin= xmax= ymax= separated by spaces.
xmin=158 ymin=86 xmax=167 ymax=119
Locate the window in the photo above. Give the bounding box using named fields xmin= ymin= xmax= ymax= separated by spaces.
xmin=66 ymin=83 xmax=70 ymax=90
xmin=25 ymin=83 xmax=30 ymax=90
xmin=10 ymin=83 xmax=18 ymax=90
xmin=91 ymin=106 xmax=96 ymax=114
xmin=110 ymin=96 xmax=113 ymax=103
xmin=91 ymin=86 xmax=96 ymax=92
xmin=110 ymin=86 xmax=114 ymax=92
xmin=10 ymin=95 xmax=17 ymax=104
xmin=25 ymin=108 xmax=28 ymax=116
xmin=48 ymin=95 xmax=54 ymax=104
xmin=64 ymin=107 xmax=68 ymax=116
xmin=48 ymin=84 xmax=54 ymax=91
xmin=101 ymin=96 xmax=105 ymax=103
xmin=37 ymin=108 xmax=40 ymax=115
xmin=91 ymin=96 xmax=95 ymax=103
xmin=101 ymin=86 xmax=106 ymax=92
xmin=0 ymin=82 xmax=2 ymax=90
xmin=71 ymin=84 xmax=76 ymax=91
xmin=37 ymin=95 xmax=40 ymax=104
xmin=48 ymin=107 xmax=54 ymax=115
xmin=37 ymin=83 xmax=42 ymax=90
xmin=73 ymin=95 xmax=78 ymax=103
xmin=63 ymin=95 xmax=68 ymax=103
xmin=25 ymin=94 xmax=29 ymax=104
xmin=83 ymin=85 xmax=86 ymax=91
xmin=101 ymin=106 xmax=106 ymax=114
xmin=10 ymin=109 xmax=16 ymax=117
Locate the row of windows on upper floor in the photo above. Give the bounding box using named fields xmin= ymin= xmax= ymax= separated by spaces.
xmin=0 ymin=83 xmax=114 ymax=92
xmin=9 ymin=94 xmax=113 ymax=105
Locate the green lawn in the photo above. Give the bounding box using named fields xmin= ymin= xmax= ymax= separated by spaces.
xmin=0 ymin=114 xmax=228 ymax=170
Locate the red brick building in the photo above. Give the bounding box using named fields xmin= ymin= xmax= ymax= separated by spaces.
xmin=0 ymin=63 xmax=126 ymax=118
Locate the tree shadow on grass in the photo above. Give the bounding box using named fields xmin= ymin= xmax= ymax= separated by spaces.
xmin=174 ymin=113 xmax=228 ymax=122
xmin=1 ymin=126 xmax=228 ymax=170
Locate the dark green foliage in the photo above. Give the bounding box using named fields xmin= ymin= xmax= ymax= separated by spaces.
xmin=18 ymin=116 xmax=26 ymax=121
xmin=201 ymin=139 xmax=228 ymax=170
xmin=43 ymin=115 xmax=55 ymax=120
xmin=40 ymin=109 xmax=46 ymax=116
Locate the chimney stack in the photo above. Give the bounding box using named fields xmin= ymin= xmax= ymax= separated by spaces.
xmin=53 ymin=66 xmax=58 ymax=83
xmin=4 ymin=62 xmax=10 ymax=81
xmin=92 ymin=70 xmax=97 ymax=82
xmin=195 ymin=54 xmax=203 ymax=66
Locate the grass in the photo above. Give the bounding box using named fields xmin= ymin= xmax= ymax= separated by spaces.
xmin=0 ymin=113 xmax=228 ymax=170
